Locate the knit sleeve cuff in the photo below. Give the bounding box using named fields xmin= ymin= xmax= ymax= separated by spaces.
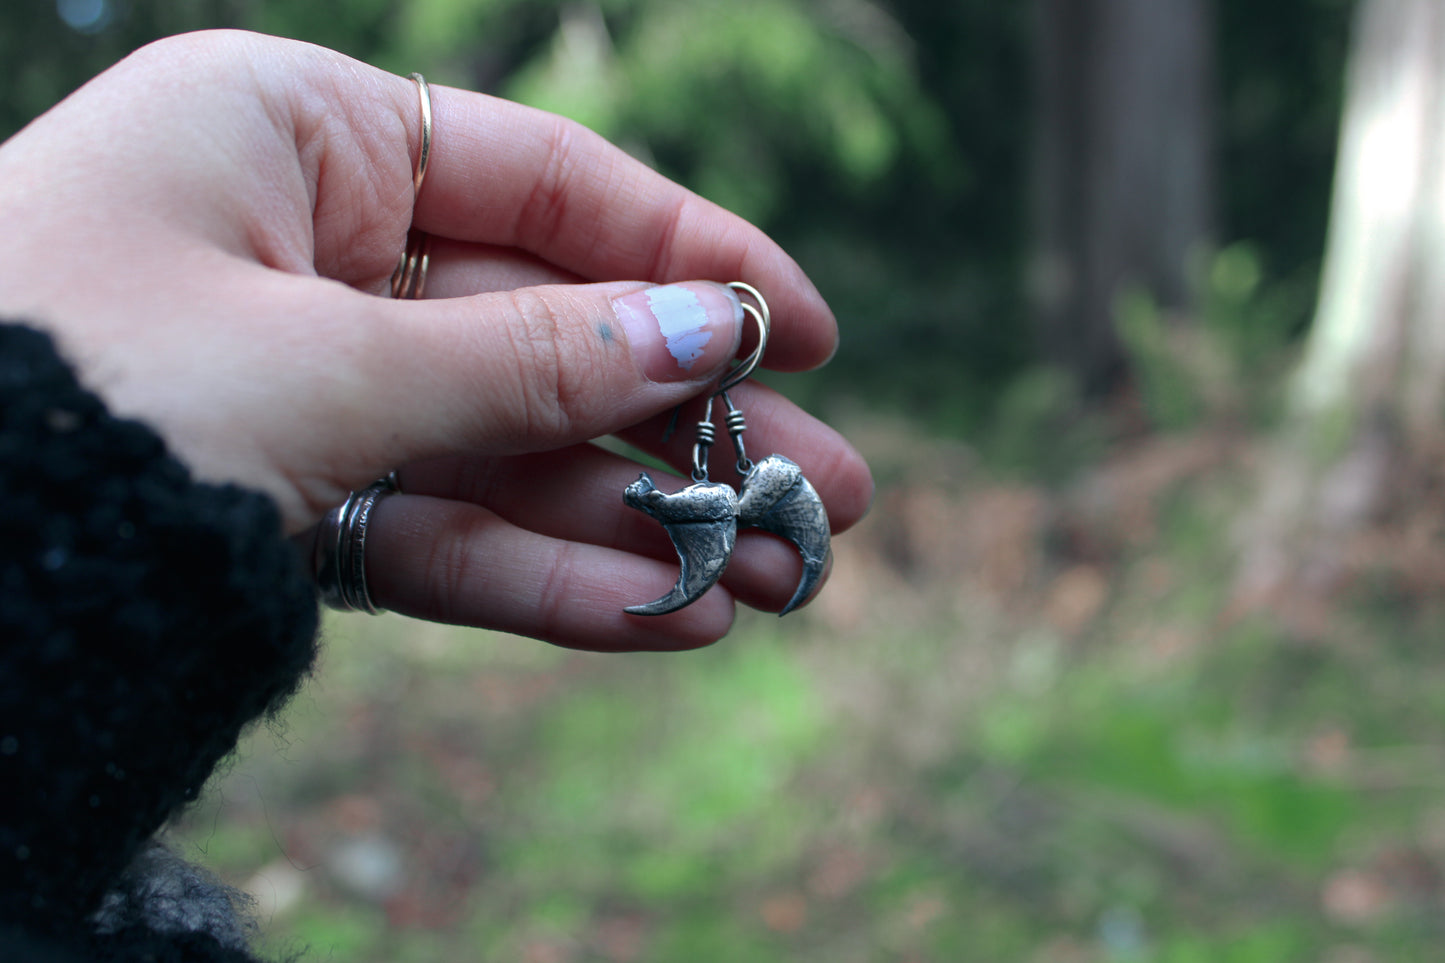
xmin=0 ymin=322 xmax=320 ymax=928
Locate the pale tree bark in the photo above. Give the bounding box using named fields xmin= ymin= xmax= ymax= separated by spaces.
xmin=1031 ymin=0 xmax=1215 ymax=393
xmin=1238 ymin=0 xmax=1445 ymax=606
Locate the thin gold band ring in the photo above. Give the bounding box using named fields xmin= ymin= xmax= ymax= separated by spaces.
xmin=391 ymin=72 xmax=433 ymax=301
xmin=408 ymin=72 xmax=432 ymax=198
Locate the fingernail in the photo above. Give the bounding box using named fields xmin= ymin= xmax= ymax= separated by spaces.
xmin=614 ymin=282 xmax=744 ymax=382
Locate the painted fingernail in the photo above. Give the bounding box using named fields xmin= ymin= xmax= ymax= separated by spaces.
xmin=614 ymin=282 xmax=744 ymax=383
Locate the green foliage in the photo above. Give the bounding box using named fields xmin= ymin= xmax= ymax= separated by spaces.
xmin=1217 ymin=0 xmax=1354 ymax=310
xmin=1022 ymin=663 xmax=1355 ymax=864
xmin=169 ymin=423 xmax=1445 ymax=961
xmin=14 ymin=3 xmax=1445 ymax=958
xmin=970 ymin=627 xmax=1361 ymax=873
xmin=402 ymin=0 xmax=963 ymax=231
xmin=1154 ymin=923 xmax=1314 ymax=963
xmin=1112 ymin=241 xmax=1319 ymax=433
xmin=281 ymin=904 xmax=390 ymax=961
xmin=1 ymin=0 xmax=1355 ymax=438
xmin=1202 ymin=242 xmax=1320 ymax=381
xmin=245 ymin=0 xmax=401 ymax=65
xmin=648 ymin=913 xmax=786 ymax=963
xmin=0 ymin=0 xmax=233 ymax=140
xmin=980 ymin=365 xmax=1106 ymax=481
xmin=502 ymin=634 xmax=826 ymax=905
xmin=1115 ymin=286 xmax=1214 ymax=430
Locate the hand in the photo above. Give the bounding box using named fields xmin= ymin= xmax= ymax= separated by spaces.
xmin=0 ymin=30 xmax=872 ymax=650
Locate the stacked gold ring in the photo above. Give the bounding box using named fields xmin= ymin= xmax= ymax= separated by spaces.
xmin=389 ymin=72 xmax=432 ymax=301
xmin=391 ymin=229 xmax=431 ymax=300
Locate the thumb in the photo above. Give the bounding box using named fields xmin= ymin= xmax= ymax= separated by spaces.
xmin=367 ymin=279 xmax=746 ymax=461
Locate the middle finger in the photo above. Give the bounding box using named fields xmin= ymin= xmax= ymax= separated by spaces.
xmin=397 ymin=444 xmax=808 ymax=614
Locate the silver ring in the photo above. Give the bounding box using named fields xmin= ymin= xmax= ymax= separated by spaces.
xmin=314 ymin=480 xmax=396 ymax=614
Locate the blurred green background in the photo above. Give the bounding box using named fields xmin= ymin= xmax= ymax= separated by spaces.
xmin=13 ymin=1 xmax=1445 ymax=961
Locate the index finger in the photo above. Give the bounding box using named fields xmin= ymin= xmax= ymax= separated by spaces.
xmin=407 ymin=84 xmax=837 ymax=372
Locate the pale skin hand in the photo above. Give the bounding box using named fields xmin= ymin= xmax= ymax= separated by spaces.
xmin=0 ymin=30 xmax=873 ymax=651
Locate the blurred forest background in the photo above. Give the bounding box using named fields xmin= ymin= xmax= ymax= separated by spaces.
xmin=13 ymin=0 xmax=1445 ymax=960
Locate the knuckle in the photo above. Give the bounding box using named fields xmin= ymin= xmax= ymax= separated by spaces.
xmin=499 ymin=289 xmax=599 ymax=443
xmin=517 ymin=117 xmax=580 ymax=252
xmin=502 ymin=289 xmax=565 ymax=440
xmin=422 ymin=511 xmax=488 ymax=623
xmin=534 ymin=542 xmax=577 ymax=643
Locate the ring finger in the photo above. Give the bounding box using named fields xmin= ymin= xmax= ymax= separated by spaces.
xmin=396 ymin=444 xmax=823 ymax=614
xmin=362 ymin=492 xmax=736 ymax=651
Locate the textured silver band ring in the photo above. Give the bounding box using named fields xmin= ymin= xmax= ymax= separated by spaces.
xmin=315 ymin=480 xmax=395 ymax=614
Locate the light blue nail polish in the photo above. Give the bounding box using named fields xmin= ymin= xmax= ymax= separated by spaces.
xmin=646 ymin=285 xmax=715 ymax=371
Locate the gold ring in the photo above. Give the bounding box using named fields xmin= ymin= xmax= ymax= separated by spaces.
xmin=390 ymin=73 xmax=434 ymax=300
xmin=391 ymin=229 xmax=431 ymax=300
xmin=408 ymin=72 xmax=432 ymax=199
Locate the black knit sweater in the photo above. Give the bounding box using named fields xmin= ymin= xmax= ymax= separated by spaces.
xmin=0 ymin=323 xmax=321 ymax=961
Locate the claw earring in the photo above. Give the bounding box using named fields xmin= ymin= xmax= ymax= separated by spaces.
xmin=623 ymin=283 xmax=832 ymax=616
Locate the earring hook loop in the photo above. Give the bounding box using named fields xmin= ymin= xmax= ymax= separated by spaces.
xmin=683 ymin=282 xmax=771 ymax=481
xmin=716 ymin=282 xmax=770 ymax=395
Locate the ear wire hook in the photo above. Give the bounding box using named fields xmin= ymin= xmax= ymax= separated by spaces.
xmin=718 ymin=282 xmax=770 ymax=393
xmin=689 ymin=283 xmax=770 ymax=480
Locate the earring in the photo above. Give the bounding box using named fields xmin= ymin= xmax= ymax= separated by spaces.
xmin=623 ymin=283 xmax=832 ymax=616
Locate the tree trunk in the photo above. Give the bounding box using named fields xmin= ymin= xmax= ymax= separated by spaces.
xmin=1238 ymin=0 xmax=1445 ymax=609
xmin=1031 ymin=0 xmax=1215 ymax=394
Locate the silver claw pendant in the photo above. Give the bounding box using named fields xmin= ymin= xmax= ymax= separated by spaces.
xmin=737 ymin=455 xmax=832 ymax=615
xmin=622 ymin=283 xmax=831 ymax=617
xmin=623 ymin=475 xmax=738 ymax=615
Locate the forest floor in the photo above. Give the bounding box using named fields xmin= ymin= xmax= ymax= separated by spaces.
xmin=171 ymin=408 xmax=1445 ymax=963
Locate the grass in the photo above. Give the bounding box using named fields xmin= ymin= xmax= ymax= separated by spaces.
xmin=170 ymin=413 xmax=1445 ymax=963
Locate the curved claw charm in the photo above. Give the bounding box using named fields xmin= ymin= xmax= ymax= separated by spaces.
xmin=618 ymin=284 xmax=832 ymax=617
xmin=737 ymin=454 xmax=832 ymax=615
xmin=623 ymin=473 xmax=739 ymax=615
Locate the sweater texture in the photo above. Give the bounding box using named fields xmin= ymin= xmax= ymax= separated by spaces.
xmin=0 ymin=323 xmax=320 ymax=961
